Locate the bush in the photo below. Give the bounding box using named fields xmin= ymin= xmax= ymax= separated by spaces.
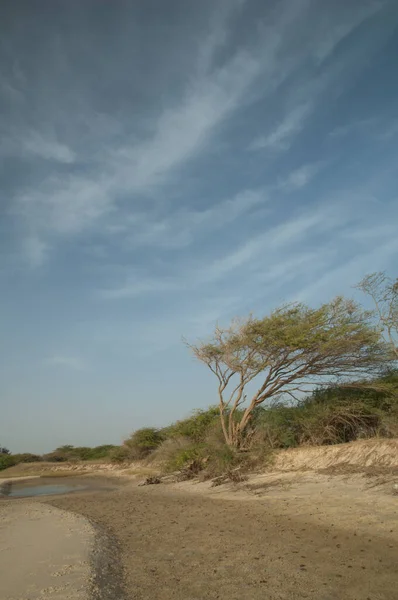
xmin=43 ymin=451 xmax=69 ymax=462
xmin=88 ymin=445 xmax=117 ymax=460
xmin=43 ymin=444 xmax=117 ymax=462
xmin=252 ymin=405 xmax=301 ymax=449
xmin=124 ymin=428 xmax=164 ymax=459
xmin=12 ymin=453 xmax=42 ymax=464
xmin=253 ymin=401 xmax=388 ymax=449
xmin=150 ymin=437 xmax=198 ymax=471
xmin=151 ymin=422 xmax=248 ymax=480
xmin=162 ymin=407 xmax=220 ymax=442
xmin=0 ymin=454 xmax=17 ymax=471
xmin=109 ymin=445 xmax=133 ymax=463
xmin=0 ymin=453 xmax=43 ymax=472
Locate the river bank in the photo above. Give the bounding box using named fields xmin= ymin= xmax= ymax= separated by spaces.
xmin=43 ymin=471 xmax=398 ymax=600
xmin=2 ymin=440 xmax=398 ymax=599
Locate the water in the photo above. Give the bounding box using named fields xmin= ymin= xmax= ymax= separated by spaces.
xmin=0 ymin=479 xmax=94 ymax=498
xmin=6 ymin=483 xmax=87 ymax=497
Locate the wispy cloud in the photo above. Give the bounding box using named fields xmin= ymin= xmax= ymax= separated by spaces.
xmin=43 ymin=355 xmax=86 ymax=371
xmin=11 ymin=47 xmax=265 ymax=264
xmin=1 ymin=131 xmax=76 ymax=163
xmin=9 ymin=0 xmax=383 ymax=266
xmin=106 ymin=187 xmax=269 ymax=249
xmin=22 ymin=132 xmax=75 ymax=163
xmin=313 ymin=2 xmax=384 ymax=65
xmin=277 ymin=162 xmax=324 ymax=191
xmin=2 ymin=0 xmax=398 ymax=454
xmin=294 ymin=235 xmax=398 ymax=305
xmin=249 ymin=103 xmax=312 ymax=152
xmin=328 ymin=117 xmax=380 ymax=139
xmin=98 ymin=201 xmax=346 ymax=299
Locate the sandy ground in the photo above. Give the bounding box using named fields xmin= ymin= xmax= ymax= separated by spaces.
xmin=42 ymin=471 xmax=398 ymax=600
xmin=0 ymin=502 xmax=94 ymax=600
xmin=1 ymin=461 xmax=398 ymax=600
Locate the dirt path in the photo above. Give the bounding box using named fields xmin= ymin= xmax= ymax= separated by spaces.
xmin=46 ymin=477 xmax=398 ymax=600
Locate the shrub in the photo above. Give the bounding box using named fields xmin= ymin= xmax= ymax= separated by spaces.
xmin=252 ymin=405 xmax=301 ymax=449
xmin=152 ymin=423 xmax=247 ymax=480
xmin=109 ymin=445 xmax=133 ymax=463
xmin=162 ymin=407 xmax=220 ymax=442
xmin=0 ymin=453 xmax=44 ymax=471
xmin=150 ymin=437 xmax=198 ymax=472
xmin=42 ymin=451 xmax=69 ymax=462
xmin=0 ymin=454 xmax=17 ymax=471
xmin=43 ymin=444 xmax=117 ymax=462
xmin=124 ymin=428 xmax=164 ymax=459
xmin=88 ymin=445 xmax=116 ymax=459
xmin=12 ymin=453 xmax=42 ymax=463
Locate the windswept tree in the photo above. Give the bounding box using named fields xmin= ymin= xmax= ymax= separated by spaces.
xmin=187 ymin=297 xmax=390 ymax=449
xmin=356 ymin=272 xmax=398 ymax=359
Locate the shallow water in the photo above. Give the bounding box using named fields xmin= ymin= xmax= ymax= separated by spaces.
xmin=8 ymin=483 xmax=87 ymax=497
xmin=0 ymin=477 xmax=114 ymax=498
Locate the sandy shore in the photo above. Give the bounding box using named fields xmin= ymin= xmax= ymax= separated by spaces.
xmin=1 ymin=469 xmax=398 ymax=599
xmin=44 ymin=472 xmax=398 ymax=600
xmin=0 ymin=502 xmax=94 ymax=600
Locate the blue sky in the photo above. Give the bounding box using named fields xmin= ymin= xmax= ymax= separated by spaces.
xmin=1 ymin=0 xmax=397 ymax=453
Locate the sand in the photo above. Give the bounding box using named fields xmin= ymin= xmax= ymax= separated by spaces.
xmin=0 ymin=502 xmax=94 ymax=600
xmin=1 ymin=470 xmax=398 ymax=599
xmin=47 ymin=472 xmax=398 ymax=600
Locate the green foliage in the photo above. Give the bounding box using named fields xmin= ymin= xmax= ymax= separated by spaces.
xmin=109 ymin=445 xmax=133 ymax=463
xmin=160 ymin=439 xmax=202 ymax=472
xmin=0 ymin=452 xmax=42 ymax=472
xmin=189 ymin=296 xmax=391 ymax=448
xmin=88 ymin=445 xmax=117 ymax=459
xmin=0 ymin=446 xmax=10 ymax=455
xmin=124 ymin=427 xmax=164 ymax=459
xmin=251 ymin=371 xmax=398 ymax=449
xmin=11 ymin=453 xmax=42 ymax=463
xmin=0 ymin=454 xmax=17 ymax=471
xmin=162 ymin=407 xmax=220 ymax=442
xmin=43 ymin=451 xmax=69 ymax=462
xmin=152 ymin=421 xmax=245 ymax=478
xmin=43 ymin=444 xmax=117 ymax=462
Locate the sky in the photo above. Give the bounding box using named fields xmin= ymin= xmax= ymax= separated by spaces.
xmin=1 ymin=0 xmax=397 ymax=454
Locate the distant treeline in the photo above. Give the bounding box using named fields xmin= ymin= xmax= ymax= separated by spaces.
xmin=0 ymin=444 xmax=117 ymax=472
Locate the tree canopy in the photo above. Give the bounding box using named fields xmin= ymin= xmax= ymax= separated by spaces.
xmin=188 ymin=296 xmax=391 ymax=448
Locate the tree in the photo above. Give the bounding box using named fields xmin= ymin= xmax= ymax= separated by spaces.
xmin=187 ymin=297 xmax=390 ymax=449
xmin=356 ymin=272 xmax=398 ymax=359
xmin=0 ymin=446 xmax=10 ymax=455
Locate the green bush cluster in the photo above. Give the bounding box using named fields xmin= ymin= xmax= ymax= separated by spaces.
xmin=43 ymin=444 xmax=117 ymax=462
xmin=0 ymin=454 xmax=17 ymax=471
xmin=0 ymin=452 xmax=42 ymax=472
xmin=162 ymin=407 xmax=220 ymax=442
xmin=251 ymin=371 xmax=398 ymax=449
xmin=109 ymin=371 xmax=398 ymax=480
